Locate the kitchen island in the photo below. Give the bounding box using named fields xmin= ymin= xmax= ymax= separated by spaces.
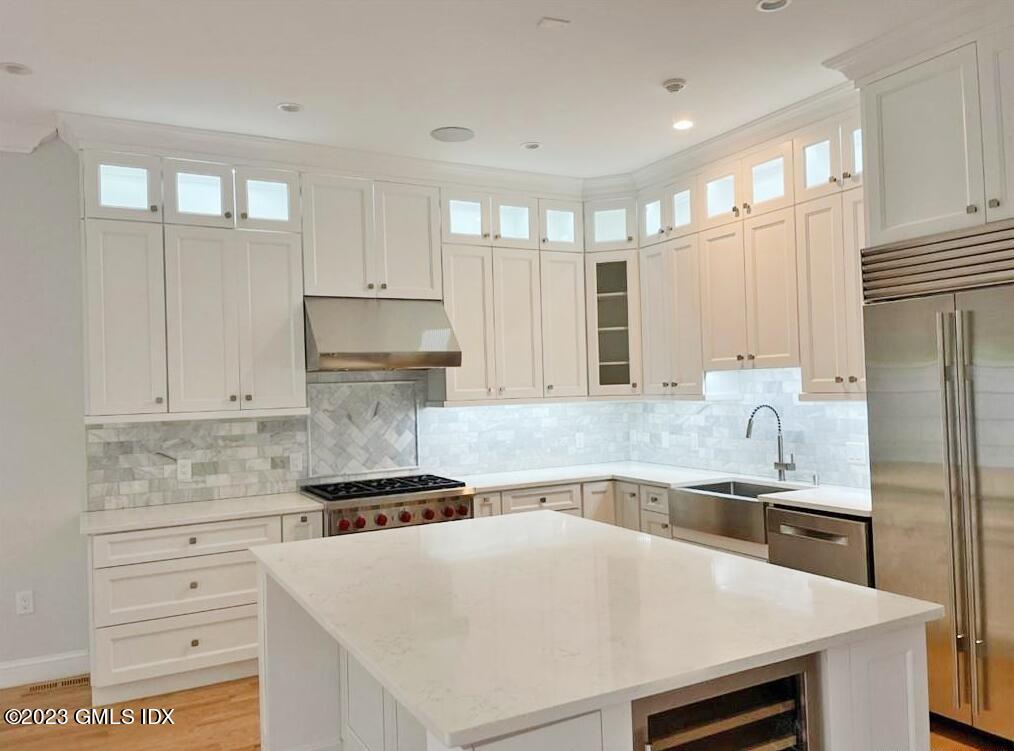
xmin=253 ymin=511 xmax=940 ymax=751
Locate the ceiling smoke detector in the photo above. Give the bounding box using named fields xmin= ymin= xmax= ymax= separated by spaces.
xmin=1 ymin=62 xmax=33 ymax=75
xmin=662 ymin=78 xmax=687 ymax=94
xmin=521 ymin=141 xmax=541 ymax=151
xmin=755 ymin=0 xmax=791 ymax=12
xmin=430 ymin=126 xmax=475 ymax=143
xmin=277 ymin=102 xmax=303 ymax=113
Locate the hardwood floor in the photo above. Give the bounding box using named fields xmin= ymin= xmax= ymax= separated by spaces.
xmin=0 ymin=675 xmax=1008 ymax=750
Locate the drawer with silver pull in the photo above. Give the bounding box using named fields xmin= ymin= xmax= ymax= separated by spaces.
xmin=501 ymin=484 xmax=582 ymax=514
xmin=639 ymin=484 xmax=668 ymax=514
xmin=92 ymin=550 xmax=258 ymax=627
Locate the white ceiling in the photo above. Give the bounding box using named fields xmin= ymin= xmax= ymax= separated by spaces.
xmin=1 ymin=0 xmax=958 ymax=177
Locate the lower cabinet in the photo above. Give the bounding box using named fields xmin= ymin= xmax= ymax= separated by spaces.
xmin=616 ymin=482 xmax=641 ymax=531
xmin=474 ymin=492 xmax=503 ymax=517
xmin=581 ymin=481 xmax=616 ymax=524
xmin=641 ymin=510 xmax=673 ymax=538
xmin=341 ymin=649 xmax=426 ymax=751
xmin=501 ymin=484 xmax=582 ymax=514
xmin=282 ymin=511 xmax=324 ymax=541
xmin=639 ymin=485 xmax=672 ymax=538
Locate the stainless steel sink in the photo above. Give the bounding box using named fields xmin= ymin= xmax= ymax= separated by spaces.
xmin=677 ymin=480 xmax=793 ymax=501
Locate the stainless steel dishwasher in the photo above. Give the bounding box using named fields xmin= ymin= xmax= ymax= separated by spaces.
xmin=765 ymin=506 xmax=872 ymax=586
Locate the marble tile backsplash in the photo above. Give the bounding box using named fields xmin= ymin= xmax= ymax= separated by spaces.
xmin=85 ymin=417 xmax=307 ymax=510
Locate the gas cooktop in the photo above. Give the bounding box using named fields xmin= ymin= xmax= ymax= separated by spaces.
xmin=302 ymin=474 xmax=466 ymax=502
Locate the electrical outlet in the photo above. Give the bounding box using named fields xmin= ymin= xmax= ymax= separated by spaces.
xmin=289 ymin=452 xmax=304 ymax=472
xmin=16 ymin=590 xmax=34 ymax=616
xmin=176 ymin=459 xmax=192 ymax=482
xmin=846 ymin=442 xmax=868 ymax=466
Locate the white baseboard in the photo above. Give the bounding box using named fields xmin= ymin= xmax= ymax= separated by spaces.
xmin=0 ymin=649 xmax=90 ymax=689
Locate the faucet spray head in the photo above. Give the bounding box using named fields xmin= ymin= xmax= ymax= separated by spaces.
xmin=745 ymin=418 xmax=754 ymax=439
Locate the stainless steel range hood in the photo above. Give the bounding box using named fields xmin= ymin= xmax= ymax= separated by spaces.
xmin=304 ymin=297 xmax=461 ymax=371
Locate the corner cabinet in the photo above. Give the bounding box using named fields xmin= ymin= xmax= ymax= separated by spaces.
xmin=586 ymin=250 xmax=642 ymax=396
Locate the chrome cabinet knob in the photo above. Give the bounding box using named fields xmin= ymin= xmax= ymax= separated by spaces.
xmin=662 ymin=382 xmax=669 ymax=387
xmin=367 ymin=282 xmax=375 ymax=289
xmin=848 ymin=375 xmax=858 ymax=383
xmin=494 ymin=233 xmax=501 ymax=240
xmin=842 ymin=171 xmax=852 ymax=180
xmin=190 ymin=639 xmax=200 ymax=648
xmin=736 ymin=354 xmax=745 ymax=361
xmin=380 ymin=282 xmax=388 ymax=289
xmin=300 ymin=515 xmax=307 ymax=523
xmin=539 ymin=497 xmax=547 ymax=503
xmin=989 ymin=198 xmax=1001 ymax=208
xmin=546 ymin=384 xmax=554 ymax=390
xmin=667 ymin=225 xmax=673 ymax=232
xmin=746 ymin=353 xmax=756 ymax=360
xmin=631 ymin=382 xmax=638 ymax=388
xmin=240 ymin=211 xmax=248 ymax=219
xmin=498 ymin=386 xmax=504 ymax=393
xmin=155 ymin=396 xmax=164 ymax=404
xmin=742 ymin=202 xmax=751 ymax=214
xmin=244 ymin=394 xmax=252 ymax=401
xmin=732 ymin=206 xmax=741 ymax=217
xmin=487 ymin=387 xmax=492 ymax=394
xmin=657 ymin=228 xmax=664 ymax=235
xmin=230 ymin=395 xmax=237 ymax=401
xmin=627 ymin=235 xmax=634 ymax=242
xmin=189 ymin=537 xmax=197 ymax=545
xmin=967 ymin=204 xmax=979 ymax=214
xmin=189 ymin=581 xmax=198 ymax=589
xmin=835 ymin=376 xmax=845 ymax=383
xmin=829 ymin=176 xmax=839 ymax=184
xmin=224 ymin=210 xmax=233 ymax=218
xmin=482 ymin=232 xmax=490 ymax=239
xmin=542 ymin=237 xmax=548 ymax=243
xmin=149 ymin=204 xmax=159 ymax=213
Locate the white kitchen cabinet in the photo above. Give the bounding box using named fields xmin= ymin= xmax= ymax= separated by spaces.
xmin=235 ymin=232 xmax=306 ymax=409
xmin=840 ymin=111 xmax=864 ymax=191
xmin=492 ymin=248 xmax=543 ymax=398
xmin=842 ymin=189 xmax=867 ymax=393
xmin=743 ymin=207 xmax=799 ymax=369
xmin=281 ymin=511 xmax=323 ymax=542
xmin=501 ymin=484 xmax=582 ymax=514
xmin=742 ymin=141 xmax=794 ymax=217
xmin=616 ymin=482 xmax=640 ymax=531
xmin=302 ymin=174 xmax=375 ymax=297
xmin=538 ymin=199 xmax=583 ymax=252
xmin=584 ymin=197 xmax=636 ymax=251
xmin=586 ymin=250 xmax=642 ymax=396
xmin=163 ymin=158 xmax=235 ymax=228
xmin=441 ymin=244 xmax=496 ymax=401
xmin=374 ymin=182 xmax=442 ymax=299
xmin=793 ymin=112 xmax=863 ymax=203
xmin=641 ymin=510 xmax=672 ymax=538
xmin=84 ymin=219 xmax=167 ymax=416
xmin=441 ymin=190 xmax=491 ymax=245
xmin=698 ymin=159 xmax=742 ymax=230
xmin=699 ymin=223 xmax=749 ymax=370
xmin=639 ymin=485 xmax=668 ymax=516
xmin=668 ymin=176 xmax=699 ymax=238
xmin=639 ymin=236 xmax=704 ymax=397
xmin=492 ymin=194 xmax=538 ymax=249
xmin=166 ymin=226 xmax=305 ymax=413
xmin=234 ymin=167 xmax=299 ymax=232
xmin=979 ymin=27 xmax=1014 ymax=223
xmin=474 ymin=492 xmax=503 ymax=517
xmin=341 ymin=649 xmax=426 ymax=751
xmin=862 ymin=44 xmax=985 ymax=245
xmin=582 ymin=482 xmax=616 ymax=524
xmin=638 ymin=188 xmax=667 ymax=247
xmin=540 ymin=251 xmax=587 ymax=397
xmin=83 ymin=151 xmax=162 ymax=221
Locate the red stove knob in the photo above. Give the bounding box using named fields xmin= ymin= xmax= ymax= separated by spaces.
xmin=456 ymin=504 xmax=469 ymax=516
xmin=422 ymin=508 xmax=436 ymax=520
xmin=375 ymin=513 xmax=388 ymax=526
xmin=442 ymin=506 xmax=455 ymax=518
xmin=337 ymin=518 xmax=351 ymax=532
xmin=399 ymin=511 xmax=412 ymax=524
xmin=354 ymin=516 xmax=367 ymax=529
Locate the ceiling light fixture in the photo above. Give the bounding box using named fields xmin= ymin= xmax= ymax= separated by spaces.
xmin=430 ymin=126 xmax=475 ymax=143
xmin=277 ymin=102 xmax=303 ymax=113
xmin=521 ymin=141 xmax=541 ymax=150
xmin=1 ymin=62 xmax=33 ymax=75
xmin=755 ymin=0 xmax=791 ymax=12
xmin=673 ymin=120 xmax=694 ymax=131
xmin=662 ymin=78 xmax=687 ymax=94
xmin=537 ymin=17 xmax=570 ymax=29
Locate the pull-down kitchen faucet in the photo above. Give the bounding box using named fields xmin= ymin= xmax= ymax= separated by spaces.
xmin=745 ymin=404 xmax=796 ymax=481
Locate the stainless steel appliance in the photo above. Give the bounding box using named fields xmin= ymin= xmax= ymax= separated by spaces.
xmin=302 ymin=474 xmax=474 ymax=536
xmin=766 ymin=506 xmax=872 ymax=586
xmin=863 ymin=221 xmax=1014 ymax=739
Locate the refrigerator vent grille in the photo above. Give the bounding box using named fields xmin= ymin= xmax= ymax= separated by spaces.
xmin=862 ymin=220 xmax=1014 ymax=302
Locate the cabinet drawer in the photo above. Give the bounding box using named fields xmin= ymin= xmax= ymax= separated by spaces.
xmin=91 ymin=604 xmax=258 ymax=687
xmin=641 ymin=509 xmax=672 ymax=538
xmin=93 ymin=516 xmax=282 ymax=567
xmin=93 ymin=550 xmax=257 ymax=627
xmin=474 ymin=492 xmax=503 ymax=517
xmin=281 ymin=511 xmax=323 ymax=542
xmin=640 ymin=484 xmax=668 ymax=514
xmin=501 ymin=483 xmax=582 ymax=514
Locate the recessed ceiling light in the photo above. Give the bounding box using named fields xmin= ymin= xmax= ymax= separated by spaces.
xmin=755 ymin=0 xmax=791 ymax=12
xmin=673 ymin=120 xmax=694 ymax=131
xmin=537 ymin=17 xmax=570 ymax=29
xmin=662 ymin=78 xmax=687 ymax=94
xmin=521 ymin=141 xmax=541 ymax=151
xmin=1 ymin=62 xmax=32 ymax=76
xmin=430 ymin=126 xmax=475 ymax=143
xmin=277 ymin=102 xmax=303 ymax=113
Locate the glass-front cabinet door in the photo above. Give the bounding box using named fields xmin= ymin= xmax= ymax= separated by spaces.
xmin=638 ymin=189 xmax=667 ymax=247
xmin=164 ymin=159 xmax=235 ymax=228
xmin=586 ymin=250 xmax=641 ymax=395
xmin=667 ymin=176 xmax=698 ymax=238
xmin=538 ymin=199 xmax=583 ymax=252
xmin=698 ymin=161 xmax=742 ymax=230
xmin=235 ymin=167 xmax=300 ymax=232
xmin=793 ymin=117 xmax=843 ymax=202
xmin=83 ymin=151 xmax=162 ymax=221
xmin=491 ymin=194 xmax=538 ymax=249
xmin=584 ymin=197 xmax=636 ymax=252
xmin=742 ymin=141 xmax=794 ymax=217
xmin=441 ymin=190 xmax=491 ymax=245
xmin=839 ymin=111 xmax=863 ymax=190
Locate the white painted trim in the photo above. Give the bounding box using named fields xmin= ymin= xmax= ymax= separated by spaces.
xmin=0 ymin=116 xmax=58 ymax=154
xmin=0 ymin=649 xmax=89 ymax=689
xmin=84 ymin=406 xmax=310 ymax=424
xmin=91 ymin=658 xmax=257 ymax=705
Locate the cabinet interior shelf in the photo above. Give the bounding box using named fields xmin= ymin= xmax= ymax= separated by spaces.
xmin=598 ymin=326 xmax=629 ymax=332
xmin=599 ymin=360 xmax=630 ymax=366
xmin=596 ymin=291 xmax=628 ymax=298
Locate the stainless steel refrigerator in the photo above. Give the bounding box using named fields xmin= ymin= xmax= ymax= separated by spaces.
xmin=864 ymin=223 xmax=1014 ymax=741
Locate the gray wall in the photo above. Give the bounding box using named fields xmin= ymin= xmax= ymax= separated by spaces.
xmin=0 ymin=140 xmax=89 ymax=669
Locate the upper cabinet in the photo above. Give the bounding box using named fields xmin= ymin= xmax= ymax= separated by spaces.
xmin=586 ymin=250 xmax=642 ymax=395
xmin=698 ymin=142 xmax=794 ymax=230
xmin=441 ymin=190 xmax=541 ymax=249
xmin=699 ymin=159 xmax=742 ymax=230
xmin=585 ymin=197 xmax=636 ymax=251
xmin=304 ymin=175 xmax=441 ymax=300
xmin=979 ymin=27 xmax=1014 ymax=223
xmin=793 ymin=112 xmax=863 ymax=203
xmin=163 ymin=159 xmax=236 ymax=228
xmin=540 ymin=252 xmax=587 ymax=397
xmin=83 ymin=151 xmax=162 ymax=222
xmin=235 ymin=167 xmax=300 ymax=232
xmin=638 ymin=178 xmax=700 ymax=246
xmin=442 ymin=191 xmax=491 ymax=245
xmin=491 ymin=194 xmax=538 ymax=249
xmin=862 ymin=44 xmax=985 ymax=245
xmin=538 ymin=199 xmax=584 ymax=252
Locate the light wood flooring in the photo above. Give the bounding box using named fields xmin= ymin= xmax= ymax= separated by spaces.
xmin=1 ymin=675 xmax=1009 ymax=750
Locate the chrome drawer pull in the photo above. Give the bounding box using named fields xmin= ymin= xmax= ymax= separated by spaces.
xmin=777 ymin=523 xmax=848 ymax=545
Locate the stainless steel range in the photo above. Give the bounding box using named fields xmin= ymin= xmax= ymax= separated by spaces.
xmin=301 ymin=474 xmax=474 ymax=536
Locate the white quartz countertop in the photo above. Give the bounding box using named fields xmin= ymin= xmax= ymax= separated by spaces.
xmin=453 ymin=461 xmax=871 ymax=516
xmin=252 ymin=512 xmax=939 ymax=746
xmin=80 ymin=492 xmax=323 ymax=535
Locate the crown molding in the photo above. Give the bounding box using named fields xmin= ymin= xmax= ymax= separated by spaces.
xmin=55 ymin=112 xmax=584 ymax=199
xmin=824 ymin=0 xmax=1014 ymax=84
xmin=0 ymin=115 xmax=58 ymax=154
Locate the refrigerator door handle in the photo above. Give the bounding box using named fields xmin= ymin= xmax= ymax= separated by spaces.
xmin=937 ymin=311 xmax=971 ymax=711
xmin=954 ymin=309 xmax=987 ymax=714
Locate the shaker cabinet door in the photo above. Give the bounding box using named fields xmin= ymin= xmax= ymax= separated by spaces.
xmin=442 ymin=245 xmax=496 ymax=401
xmin=492 ymin=248 xmax=543 ymax=399
xmin=699 ymin=223 xmax=748 ymax=371
xmin=743 ymin=207 xmax=799 ymax=369
xmin=302 ymin=174 xmax=375 ymax=297
xmin=540 ymin=251 xmax=587 ymax=398
xmin=374 ymin=182 xmax=442 ymax=300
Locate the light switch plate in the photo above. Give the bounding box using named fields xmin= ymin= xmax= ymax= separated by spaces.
xmin=16 ymin=590 xmax=34 ymax=616
xmin=289 ymin=453 xmax=304 ymax=472
xmin=176 ymin=459 xmax=192 ymax=482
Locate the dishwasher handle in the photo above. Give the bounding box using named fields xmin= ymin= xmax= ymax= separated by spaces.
xmin=774 ymin=522 xmax=849 ymax=546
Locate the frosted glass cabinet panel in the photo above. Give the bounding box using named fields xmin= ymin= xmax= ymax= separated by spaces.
xmin=792 ymin=112 xmax=863 ymax=201
xmin=164 ymin=159 xmax=235 ymax=228
xmin=491 ymin=194 xmax=538 ymax=249
xmin=585 ymin=197 xmax=636 ymax=251
xmin=742 ymin=141 xmax=794 ymax=216
xmin=586 ymin=250 xmax=641 ymax=395
xmin=539 ymin=199 xmax=584 ymax=252
xmin=698 ymin=162 xmax=741 ymax=229
xmin=638 ymin=189 xmax=666 ymax=246
xmin=667 ymin=176 xmax=699 ymax=238
xmin=236 ymin=167 xmax=300 ymax=232
xmin=83 ymin=151 xmax=162 ymax=221
xmin=441 ymin=191 xmax=491 ymax=245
